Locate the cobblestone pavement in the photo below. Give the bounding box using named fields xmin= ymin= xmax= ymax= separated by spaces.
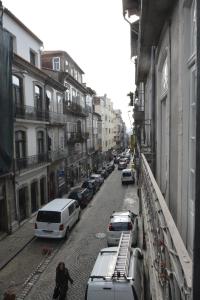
xmin=26 ymin=168 xmax=140 ymax=300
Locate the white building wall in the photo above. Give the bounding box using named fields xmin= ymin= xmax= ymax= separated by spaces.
xmin=4 ymin=12 xmax=43 ymax=68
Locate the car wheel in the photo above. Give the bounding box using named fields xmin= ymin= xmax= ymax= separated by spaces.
xmin=65 ymin=227 xmax=70 ymax=240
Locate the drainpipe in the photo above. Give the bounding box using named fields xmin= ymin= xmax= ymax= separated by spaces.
xmin=193 ymin=1 xmax=200 ymax=298
xmin=151 ymin=46 xmax=156 ymax=176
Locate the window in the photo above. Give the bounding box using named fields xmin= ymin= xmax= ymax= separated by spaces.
xmin=46 ymin=90 xmax=53 ymax=112
xmin=30 ymin=50 xmax=36 ymax=66
xmin=77 ymin=120 xmax=81 ymax=133
xmin=12 ymin=75 xmax=23 ymax=106
xmin=68 ymin=203 xmax=75 ymax=215
xmin=52 ymin=57 xmax=60 ymax=71
xmin=57 ymin=94 xmax=63 ymax=113
xmin=37 ymin=131 xmax=44 ymax=154
xmin=36 ymin=211 xmax=61 ymax=223
xmin=15 ymin=130 xmax=26 ymax=158
xmin=65 ymin=60 xmax=69 ymax=72
xmin=35 ymin=85 xmax=43 ymax=111
xmin=72 ymin=89 xmax=76 ymax=102
xmin=161 ymin=57 xmax=168 ymax=95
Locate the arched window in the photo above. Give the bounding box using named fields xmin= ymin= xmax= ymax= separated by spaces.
xmin=12 ymin=75 xmax=23 ymax=106
xmin=35 ymin=85 xmax=43 ymax=111
xmin=37 ymin=131 xmax=44 ymax=154
xmin=15 ymin=130 xmax=26 ymax=158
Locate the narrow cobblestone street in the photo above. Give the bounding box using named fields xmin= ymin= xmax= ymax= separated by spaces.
xmin=20 ymin=168 xmax=139 ymax=300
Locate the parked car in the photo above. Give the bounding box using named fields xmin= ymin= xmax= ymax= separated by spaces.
xmin=90 ymin=173 xmax=104 ymax=186
xmin=108 ymin=160 xmax=115 ymax=171
xmin=118 ymin=161 xmax=127 ymax=170
xmin=68 ymin=187 xmax=93 ymax=208
xmin=82 ymin=179 xmax=98 ymax=195
xmin=107 ymin=211 xmax=138 ymax=246
xmin=96 ymin=168 xmax=108 ymax=179
xmin=114 ymin=156 xmax=121 ymax=164
xmin=34 ymin=198 xmax=80 ymax=239
xmin=85 ymin=242 xmax=143 ymax=300
xmin=121 ymin=168 xmax=135 ymax=184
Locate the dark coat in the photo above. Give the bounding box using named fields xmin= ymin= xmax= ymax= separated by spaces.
xmin=56 ymin=267 xmax=73 ymax=290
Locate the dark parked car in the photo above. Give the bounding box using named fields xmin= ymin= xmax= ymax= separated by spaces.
xmin=68 ymin=187 xmax=93 ymax=208
xmin=107 ymin=161 xmax=115 ymax=172
xmin=82 ymin=179 xmax=97 ymax=195
xmin=114 ymin=156 xmax=120 ymax=164
xmin=96 ymin=168 xmax=108 ymax=179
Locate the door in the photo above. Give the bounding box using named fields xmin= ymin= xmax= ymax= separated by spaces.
xmin=18 ymin=187 xmax=27 ymax=222
xmin=31 ymin=182 xmax=38 ymax=213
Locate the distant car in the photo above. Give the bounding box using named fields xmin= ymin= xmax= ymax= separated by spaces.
xmin=82 ymin=179 xmax=97 ymax=195
xmin=114 ymin=156 xmax=121 ymax=164
xmin=107 ymin=211 xmax=138 ymax=247
xmin=121 ymin=169 xmax=135 ymax=184
xmin=118 ymin=161 xmax=127 ymax=170
xmin=108 ymin=161 xmax=115 ymax=171
xmin=90 ymin=174 xmax=104 ymax=186
xmin=96 ymin=168 xmax=108 ymax=179
xmin=106 ymin=162 xmax=114 ymax=173
xmin=68 ymin=187 xmax=93 ymax=208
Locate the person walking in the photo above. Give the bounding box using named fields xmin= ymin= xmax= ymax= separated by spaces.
xmin=53 ymin=262 xmax=73 ymax=300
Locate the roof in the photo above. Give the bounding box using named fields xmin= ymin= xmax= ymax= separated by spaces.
xmin=90 ymin=247 xmax=118 ymax=278
xmin=39 ymin=198 xmax=74 ymax=211
xmin=4 ymin=8 xmax=43 ymax=45
xmin=42 ymin=50 xmax=84 ymax=74
xmin=122 ymin=169 xmax=132 ymax=173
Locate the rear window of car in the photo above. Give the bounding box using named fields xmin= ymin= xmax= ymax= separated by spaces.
xmin=122 ymin=172 xmax=132 ymax=177
xmin=69 ymin=192 xmax=82 ymax=200
xmin=82 ymin=182 xmax=87 ymax=188
xmin=110 ymin=222 xmax=129 ymax=231
xmin=36 ymin=211 xmax=61 ymax=223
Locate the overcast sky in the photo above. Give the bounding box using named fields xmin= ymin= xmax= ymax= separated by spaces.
xmin=3 ymin=0 xmax=135 ymax=131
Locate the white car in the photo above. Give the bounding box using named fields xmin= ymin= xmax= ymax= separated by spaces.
xmin=90 ymin=173 xmax=104 ymax=185
xmin=121 ymin=168 xmax=135 ymax=184
xmin=107 ymin=211 xmax=138 ymax=246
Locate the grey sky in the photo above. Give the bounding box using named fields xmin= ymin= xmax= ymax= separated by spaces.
xmin=3 ymin=0 xmax=135 ymax=130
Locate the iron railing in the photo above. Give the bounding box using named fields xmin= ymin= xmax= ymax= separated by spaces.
xmin=64 ymin=102 xmax=88 ymax=117
xmin=49 ymin=112 xmax=67 ymax=124
xmin=48 ymin=150 xmax=67 ymax=161
xmin=140 ymin=153 xmax=192 ymax=300
xmin=15 ymin=153 xmax=49 ymax=172
xmin=15 ymin=104 xmax=49 ymax=122
xmin=67 ymin=132 xmax=89 ymax=144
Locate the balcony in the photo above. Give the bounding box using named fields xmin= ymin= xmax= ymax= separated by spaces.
xmin=64 ymin=102 xmax=88 ymax=117
xmin=67 ymin=132 xmax=89 ymax=144
xmin=66 ymin=151 xmax=87 ymax=165
xmin=15 ymin=153 xmax=49 ymax=172
xmin=15 ymin=104 xmax=49 ymax=122
xmin=49 ymin=149 xmax=67 ymax=161
xmin=133 ymin=104 xmax=144 ymax=122
xmin=140 ymin=153 xmax=192 ymax=300
xmin=49 ymin=112 xmax=67 ymax=125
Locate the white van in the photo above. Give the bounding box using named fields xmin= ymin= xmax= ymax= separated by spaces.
xmin=34 ymin=198 xmax=80 ymax=239
xmin=121 ymin=169 xmax=135 ymax=184
xmin=85 ymin=233 xmax=143 ymax=300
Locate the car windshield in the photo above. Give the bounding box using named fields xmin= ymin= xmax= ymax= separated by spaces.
xmin=36 ymin=211 xmax=61 ymax=223
xmin=110 ymin=222 xmax=129 ymax=231
xmin=69 ymin=192 xmax=82 ymax=200
xmin=123 ymin=172 xmax=132 ymax=177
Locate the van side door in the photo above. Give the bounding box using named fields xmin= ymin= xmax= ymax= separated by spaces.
xmin=68 ymin=201 xmax=79 ymax=227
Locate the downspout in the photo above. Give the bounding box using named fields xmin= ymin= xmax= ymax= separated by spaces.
xmin=168 ymin=19 xmax=172 ymax=210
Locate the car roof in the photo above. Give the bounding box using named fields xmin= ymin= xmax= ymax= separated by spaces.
xmin=38 ymin=198 xmax=75 ymax=212
xmin=111 ymin=211 xmax=132 ymax=218
xmin=122 ymin=169 xmax=132 ymax=173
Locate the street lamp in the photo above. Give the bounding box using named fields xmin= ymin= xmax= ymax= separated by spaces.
xmin=0 ymin=1 xmax=4 ymax=28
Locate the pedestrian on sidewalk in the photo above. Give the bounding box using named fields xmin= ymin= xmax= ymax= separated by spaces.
xmin=53 ymin=262 xmax=73 ymax=300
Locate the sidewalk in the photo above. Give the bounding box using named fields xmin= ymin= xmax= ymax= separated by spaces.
xmin=0 ymin=216 xmax=35 ymax=270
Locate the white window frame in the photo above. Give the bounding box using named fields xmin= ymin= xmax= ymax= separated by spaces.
xmin=52 ymin=57 xmax=60 ymax=71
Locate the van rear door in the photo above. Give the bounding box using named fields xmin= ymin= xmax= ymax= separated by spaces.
xmin=36 ymin=210 xmax=61 ymax=233
xmin=87 ymin=282 xmax=115 ymax=300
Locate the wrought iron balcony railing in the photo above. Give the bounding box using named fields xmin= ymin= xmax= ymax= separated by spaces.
xmin=48 ymin=149 xmax=67 ymax=161
xmin=140 ymin=153 xmax=192 ymax=300
xmin=15 ymin=104 xmax=49 ymax=122
xmin=49 ymin=112 xmax=67 ymax=124
xmin=15 ymin=153 xmax=49 ymax=172
xmin=64 ymin=102 xmax=88 ymax=117
xmin=67 ymin=132 xmax=89 ymax=144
